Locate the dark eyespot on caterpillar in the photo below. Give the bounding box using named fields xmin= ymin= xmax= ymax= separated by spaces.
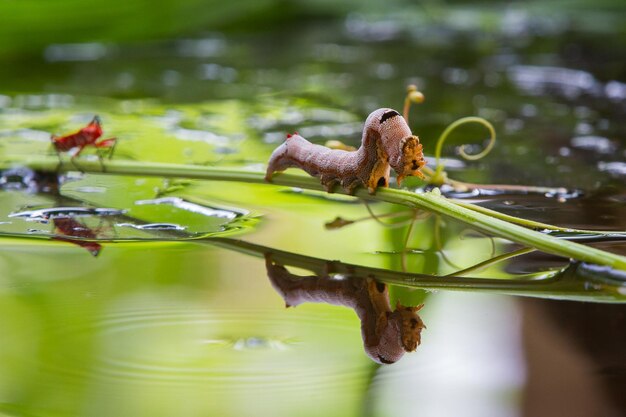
xmin=265 ymin=108 xmax=426 ymax=194
xmin=380 ymin=110 xmax=400 ymax=123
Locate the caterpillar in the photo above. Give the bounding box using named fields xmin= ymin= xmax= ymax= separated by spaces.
xmin=265 ymin=254 xmax=425 ymax=365
xmin=265 ymin=108 xmax=426 ymax=194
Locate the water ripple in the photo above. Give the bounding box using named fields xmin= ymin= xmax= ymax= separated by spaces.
xmin=41 ymin=308 xmax=368 ymax=389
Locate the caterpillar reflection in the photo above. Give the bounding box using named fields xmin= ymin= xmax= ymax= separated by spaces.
xmin=265 ymin=254 xmax=425 ymax=364
xmin=265 ymin=109 xmax=426 ymax=194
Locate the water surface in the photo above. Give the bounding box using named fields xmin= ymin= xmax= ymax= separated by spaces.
xmin=1 ymin=6 xmax=625 ymax=416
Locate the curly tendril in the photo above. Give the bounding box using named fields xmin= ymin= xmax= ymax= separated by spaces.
xmin=431 ymin=116 xmax=496 ymax=184
xmin=403 ymin=85 xmax=495 ymax=186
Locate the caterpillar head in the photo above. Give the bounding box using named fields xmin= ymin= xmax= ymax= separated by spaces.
xmin=375 ymin=109 xmax=426 ymax=185
xmin=390 ymin=301 xmax=425 ymax=352
xmin=366 ymin=300 xmax=426 ymax=365
xmin=395 ymin=135 xmax=426 ymax=185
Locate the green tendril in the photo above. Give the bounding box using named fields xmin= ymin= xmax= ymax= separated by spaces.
xmin=432 ymin=116 xmax=496 ymax=184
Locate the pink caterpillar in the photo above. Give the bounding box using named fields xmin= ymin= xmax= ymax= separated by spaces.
xmin=265 ymin=255 xmax=425 ymax=364
xmin=265 ymin=108 xmax=426 ymax=194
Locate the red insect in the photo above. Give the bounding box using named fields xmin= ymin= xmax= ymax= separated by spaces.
xmin=51 ymin=116 xmax=117 ymax=170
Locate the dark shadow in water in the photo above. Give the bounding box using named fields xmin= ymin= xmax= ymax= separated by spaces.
xmin=265 ymin=253 xmax=425 ymax=364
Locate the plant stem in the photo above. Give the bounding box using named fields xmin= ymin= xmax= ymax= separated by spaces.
xmin=451 ymin=199 xmax=602 ymax=233
xmin=3 ymin=155 xmax=626 ymax=270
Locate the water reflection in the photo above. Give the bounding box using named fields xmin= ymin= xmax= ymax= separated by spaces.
xmin=0 ymin=164 xmax=623 ymax=302
xmin=265 ymin=254 xmax=425 ymax=364
xmin=0 ymin=168 xmax=255 ymax=240
xmin=212 ymin=238 xmax=626 ymax=303
xmin=52 ymin=217 xmax=103 ymax=256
